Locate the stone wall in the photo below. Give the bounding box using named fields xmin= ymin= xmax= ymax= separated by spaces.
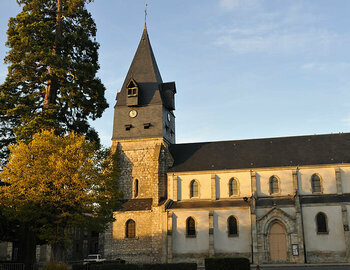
xmin=103 ymin=206 xmax=166 ymax=263
xmin=103 ymin=138 xmax=172 ymax=263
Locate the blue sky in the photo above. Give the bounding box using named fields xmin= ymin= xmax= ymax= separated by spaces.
xmin=1 ymin=0 xmax=350 ymax=147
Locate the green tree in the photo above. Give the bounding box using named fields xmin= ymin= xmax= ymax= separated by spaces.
xmin=0 ymin=130 xmax=121 ymax=261
xmin=0 ymin=0 xmax=108 ymax=166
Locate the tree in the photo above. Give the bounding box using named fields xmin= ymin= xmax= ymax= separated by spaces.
xmin=0 ymin=0 xmax=108 ymax=166
xmin=0 ymin=130 xmax=121 ymax=261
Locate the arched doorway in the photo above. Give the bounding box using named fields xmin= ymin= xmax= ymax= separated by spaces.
xmin=269 ymin=222 xmax=287 ymax=261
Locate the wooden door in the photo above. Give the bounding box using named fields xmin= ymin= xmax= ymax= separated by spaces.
xmin=269 ymin=222 xmax=287 ymax=261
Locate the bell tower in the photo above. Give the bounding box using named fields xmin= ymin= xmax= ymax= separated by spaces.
xmin=112 ymin=27 xmax=176 ymax=203
xmin=112 ymin=27 xmax=176 ymax=145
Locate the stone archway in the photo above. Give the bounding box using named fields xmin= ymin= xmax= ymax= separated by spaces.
xmin=269 ymin=222 xmax=287 ymax=261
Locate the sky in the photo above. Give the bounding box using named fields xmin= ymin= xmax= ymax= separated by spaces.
xmin=1 ymin=0 xmax=350 ymax=147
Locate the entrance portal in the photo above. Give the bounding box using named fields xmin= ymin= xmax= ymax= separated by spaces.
xmin=269 ymin=222 xmax=287 ymax=261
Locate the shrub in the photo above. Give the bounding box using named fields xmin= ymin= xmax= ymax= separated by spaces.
xmin=141 ymin=263 xmax=197 ymax=270
xmin=205 ymin=257 xmax=250 ymax=270
xmin=44 ymin=263 xmax=69 ymax=270
xmin=89 ymin=263 xmax=139 ymax=270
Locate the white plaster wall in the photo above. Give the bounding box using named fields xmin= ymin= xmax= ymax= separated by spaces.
xmin=256 ymin=169 xmax=294 ymax=197
xmin=214 ymin=208 xmax=251 ymax=253
xmin=177 ymin=174 xmax=211 ymax=200
xmin=216 ymin=172 xmax=251 ymax=199
xmin=302 ymin=205 xmax=346 ymax=252
xmin=340 ymin=167 xmax=350 ymax=193
xmin=299 ymin=168 xmax=336 ymax=195
xmin=172 ymin=210 xmax=209 ymax=254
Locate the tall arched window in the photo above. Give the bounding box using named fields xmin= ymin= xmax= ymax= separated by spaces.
xmin=186 ymin=217 xmax=196 ymax=237
xmin=229 ymin=178 xmax=239 ymax=196
xmin=134 ymin=179 xmax=139 ymax=198
xmin=190 ymin=180 xmax=199 ymax=198
xmin=311 ymin=174 xmax=322 ymax=193
xmin=125 ymin=219 xmax=136 ymax=238
xmin=269 ymin=176 xmax=279 ymax=195
xmin=316 ymin=212 xmax=328 ymax=233
xmin=227 ymin=216 xmax=238 ymax=236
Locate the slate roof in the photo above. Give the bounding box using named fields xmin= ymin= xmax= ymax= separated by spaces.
xmin=169 ymin=133 xmax=350 ymax=172
xmin=119 ymin=198 xmax=153 ymax=211
xmin=300 ymin=193 xmax=350 ymax=204
xmin=167 ymin=199 xmax=250 ymax=209
xmin=256 ymin=197 xmax=295 ymax=207
xmin=116 ymin=27 xmax=163 ymax=107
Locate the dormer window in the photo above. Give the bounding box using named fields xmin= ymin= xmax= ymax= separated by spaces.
xmin=127 ymin=79 xmax=138 ymax=97
xmin=128 ymin=87 xmax=138 ymax=97
xmin=126 ymin=79 xmax=139 ymax=106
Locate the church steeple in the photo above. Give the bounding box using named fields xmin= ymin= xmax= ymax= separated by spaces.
xmin=112 ymin=27 xmax=176 ymax=144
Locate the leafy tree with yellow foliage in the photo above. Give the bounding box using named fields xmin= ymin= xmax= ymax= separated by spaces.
xmin=0 ymin=130 xmax=121 ymax=261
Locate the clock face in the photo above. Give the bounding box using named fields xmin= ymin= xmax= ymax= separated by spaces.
xmin=129 ymin=110 xmax=137 ymax=118
xmin=167 ymin=113 xmax=171 ymax=122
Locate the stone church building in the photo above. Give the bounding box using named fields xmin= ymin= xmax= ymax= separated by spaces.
xmin=102 ymin=26 xmax=350 ymax=266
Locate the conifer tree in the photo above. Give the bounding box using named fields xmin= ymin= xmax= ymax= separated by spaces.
xmin=0 ymin=0 xmax=108 ymax=166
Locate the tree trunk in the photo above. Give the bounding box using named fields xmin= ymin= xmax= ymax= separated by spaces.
xmin=44 ymin=0 xmax=63 ymax=108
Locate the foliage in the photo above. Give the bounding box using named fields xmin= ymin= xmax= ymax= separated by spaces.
xmin=205 ymin=257 xmax=250 ymax=270
xmin=140 ymin=264 xmax=197 ymax=270
xmin=0 ymin=130 xmax=121 ymax=259
xmin=0 ymin=0 xmax=108 ymax=166
xmin=44 ymin=262 xmax=69 ymax=270
xmin=73 ymin=263 xmax=197 ymax=270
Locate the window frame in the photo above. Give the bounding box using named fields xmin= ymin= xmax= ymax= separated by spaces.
xmin=190 ymin=180 xmax=199 ymax=198
xmin=125 ymin=219 xmax=136 ymax=239
xmin=311 ymin=173 xmax=323 ymax=194
xmin=227 ymin=215 xmax=239 ymax=237
xmin=316 ymin=212 xmax=328 ymax=234
xmin=186 ymin=217 xmax=196 ymax=238
xmin=269 ymin=175 xmax=280 ymax=195
xmin=134 ymin=179 xmax=139 ymax=198
xmin=229 ymin=177 xmax=239 ymax=197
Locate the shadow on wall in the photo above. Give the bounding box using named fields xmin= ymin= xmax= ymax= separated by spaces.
xmin=177 ymin=177 xmax=182 ymax=200
xmin=215 ymin=175 xmax=221 ymax=199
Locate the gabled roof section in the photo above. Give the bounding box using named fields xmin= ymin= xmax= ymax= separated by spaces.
xmin=116 ymin=28 xmax=163 ymax=106
xmin=169 ymin=133 xmax=350 ymax=172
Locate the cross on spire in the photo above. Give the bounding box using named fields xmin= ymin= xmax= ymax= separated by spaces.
xmin=144 ymin=2 xmax=148 ymax=29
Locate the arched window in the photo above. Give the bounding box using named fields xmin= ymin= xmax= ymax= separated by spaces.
xmin=229 ymin=178 xmax=239 ymax=196
xmin=125 ymin=219 xmax=136 ymax=238
xmin=269 ymin=176 xmax=279 ymax=195
xmin=186 ymin=217 xmax=196 ymax=237
xmin=316 ymin=212 xmax=328 ymax=233
xmin=227 ymin=216 xmax=238 ymax=236
xmin=190 ymin=180 xmax=199 ymax=198
xmin=311 ymin=174 xmax=322 ymax=193
xmin=134 ymin=179 xmax=139 ymax=198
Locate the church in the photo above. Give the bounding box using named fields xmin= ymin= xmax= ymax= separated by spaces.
xmin=102 ymin=25 xmax=350 ymax=266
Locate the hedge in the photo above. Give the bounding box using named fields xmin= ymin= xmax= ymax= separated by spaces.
xmin=205 ymin=257 xmax=250 ymax=270
xmin=73 ymin=263 xmax=197 ymax=270
xmin=140 ymin=263 xmax=197 ymax=270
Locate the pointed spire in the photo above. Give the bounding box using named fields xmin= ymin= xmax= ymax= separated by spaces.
xmin=116 ymin=27 xmax=163 ymax=106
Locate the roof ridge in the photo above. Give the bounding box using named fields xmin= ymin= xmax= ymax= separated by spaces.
xmin=173 ymin=132 xmax=350 ymax=146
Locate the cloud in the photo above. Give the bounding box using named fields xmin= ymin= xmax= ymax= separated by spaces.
xmin=219 ymin=0 xmax=259 ymax=11
xmin=213 ymin=3 xmax=338 ymax=54
xmin=214 ymin=28 xmax=336 ymax=54
xmin=301 ymin=62 xmax=350 ymax=72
